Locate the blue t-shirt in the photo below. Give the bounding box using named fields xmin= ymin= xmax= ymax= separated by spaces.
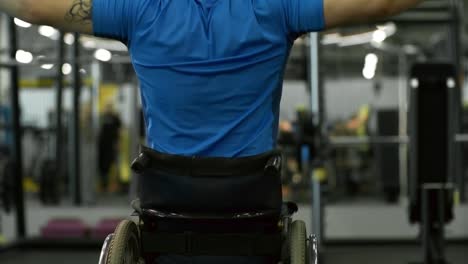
xmin=93 ymin=0 xmax=324 ymax=157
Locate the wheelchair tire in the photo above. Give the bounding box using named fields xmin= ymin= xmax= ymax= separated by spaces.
xmin=106 ymin=220 xmax=141 ymax=264
xmin=290 ymin=220 xmax=307 ymax=264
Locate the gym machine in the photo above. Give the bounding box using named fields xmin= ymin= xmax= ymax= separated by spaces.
xmin=0 ymin=15 xmax=84 ymax=244
xmin=0 ymin=16 xmax=26 ymax=239
xmin=408 ymin=63 xmax=456 ymax=264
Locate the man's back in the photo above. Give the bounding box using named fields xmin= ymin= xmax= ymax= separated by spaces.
xmin=94 ymin=0 xmax=325 ymax=157
xmin=1 ymin=0 xmax=424 ymax=157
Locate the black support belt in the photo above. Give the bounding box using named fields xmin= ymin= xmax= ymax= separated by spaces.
xmin=132 ymin=146 xmax=282 ymax=177
xmin=141 ymin=231 xmax=282 ymax=256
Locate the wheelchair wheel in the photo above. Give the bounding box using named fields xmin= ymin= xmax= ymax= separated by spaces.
xmin=290 ymin=220 xmax=307 ymax=264
xmin=106 ymin=220 xmax=141 ymax=264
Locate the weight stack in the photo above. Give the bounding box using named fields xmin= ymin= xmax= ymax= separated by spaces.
xmin=408 ymin=63 xmax=455 ymax=224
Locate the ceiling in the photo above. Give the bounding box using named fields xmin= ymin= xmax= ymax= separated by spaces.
xmin=2 ymin=0 xmax=467 ymax=82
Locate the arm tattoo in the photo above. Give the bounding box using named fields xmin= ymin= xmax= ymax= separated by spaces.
xmin=65 ymin=0 xmax=92 ymax=24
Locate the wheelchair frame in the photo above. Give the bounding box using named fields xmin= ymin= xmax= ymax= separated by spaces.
xmin=99 ymin=201 xmax=318 ymax=264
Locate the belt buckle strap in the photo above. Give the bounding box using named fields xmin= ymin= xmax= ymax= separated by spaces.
xmin=133 ymin=147 xmax=283 ymax=177
xmin=264 ymin=155 xmax=282 ymax=177
xmin=131 ymin=152 xmax=150 ymax=174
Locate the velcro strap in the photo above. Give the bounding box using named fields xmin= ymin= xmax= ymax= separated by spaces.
xmin=141 ymin=231 xmax=282 ymax=256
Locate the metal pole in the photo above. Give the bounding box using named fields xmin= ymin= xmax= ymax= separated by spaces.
xmin=91 ymin=61 xmax=101 ymax=138
xmin=448 ymin=0 xmax=463 ymax=202
xmin=8 ymin=17 xmax=26 ymax=238
xmin=0 ymin=16 xmax=9 ymax=103
xmin=71 ymin=33 xmax=82 ymax=205
xmin=312 ymin=170 xmax=323 ymax=249
xmin=129 ymin=78 xmax=140 ymax=201
xmin=328 ymin=136 xmax=408 ymax=146
xmin=398 ymin=51 xmax=408 ymax=200
xmin=409 ymin=76 xmax=419 ymax=211
xmin=452 ymin=0 xmax=465 ymax=202
xmin=437 ymin=187 xmax=446 ymax=262
xmin=310 ymin=33 xmax=320 ymax=126
xmin=421 ymin=187 xmax=430 ymax=264
xmin=309 ymin=32 xmax=324 ymax=250
xmin=449 ymin=0 xmax=462 ymax=74
xmin=55 ymin=32 xmax=65 ymax=190
xmin=88 ymin=60 xmax=101 ymax=204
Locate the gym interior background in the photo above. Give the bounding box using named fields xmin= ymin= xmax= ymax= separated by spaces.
xmin=0 ymin=0 xmax=468 ymax=263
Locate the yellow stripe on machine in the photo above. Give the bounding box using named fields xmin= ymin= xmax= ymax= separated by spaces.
xmin=313 ymin=168 xmax=327 ymax=183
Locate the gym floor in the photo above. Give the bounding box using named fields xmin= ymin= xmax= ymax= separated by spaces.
xmin=0 ymin=244 xmax=467 ymax=264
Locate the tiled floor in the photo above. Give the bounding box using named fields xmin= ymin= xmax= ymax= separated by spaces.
xmin=0 ymin=244 xmax=467 ymax=264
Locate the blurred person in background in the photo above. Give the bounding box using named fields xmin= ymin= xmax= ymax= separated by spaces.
xmin=98 ymin=102 xmax=121 ymax=193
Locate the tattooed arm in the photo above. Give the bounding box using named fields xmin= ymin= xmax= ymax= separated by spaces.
xmin=0 ymin=0 xmax=93 ymax=34
xmin=65 ymin=0 xmax=93 ymax=26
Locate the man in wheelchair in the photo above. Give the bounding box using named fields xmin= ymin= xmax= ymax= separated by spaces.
xmin=100 ymin=147 xmax=315 ymax=264
xmin=0 ymin=0 xmax=423 ymax=263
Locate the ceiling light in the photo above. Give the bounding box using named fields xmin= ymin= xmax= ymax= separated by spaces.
xmin=15 ymin=50 xmax=33 ymax=64
xmin=323 ymin=23 xmax=397 ymax=47
xmin=38 ymin=26 xmax=59 ymax=39
xmin=83 ymin=40 xmax=96 ymax=49
xmin=372 ymin=29 xmax=387 ymax=43
xmin=41 ymin=64 xmax=54 ymax=70
xmin=447 ymin=78 xmax=456 ymax=89
xmin=377 ymin=22 xmax=397 ymax=36
xmin=362 ymin=67 xmax=376 ymax=80
xmin=14 ymin=18 xmax=31 ymax=28
xmin=80 ymin=36 xmax=128 ymax=52
xmin=64 ymin=33 xmax=75 ymax=45
xmin=363 ymin=53 xmax=379 ymax=80
xmin=410 ymin=78 xmax=419 ymax=89
xmin=62 ymin=63 xmax=72 ymax=75
xmin=321 ymin=33 xmax=341 ymax=45
xmin=365 ymin=53 xmax=378 ymax=66
xmin=94 ymin=49 xmax=112 ymax=62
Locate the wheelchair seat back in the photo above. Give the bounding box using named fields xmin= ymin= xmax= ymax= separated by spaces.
xmin=133 ymin=147 xmax=284 ymax=217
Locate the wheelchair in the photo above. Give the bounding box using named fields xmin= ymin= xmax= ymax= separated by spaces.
xmin=99 ymin=149 xmax=318 ymax=264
